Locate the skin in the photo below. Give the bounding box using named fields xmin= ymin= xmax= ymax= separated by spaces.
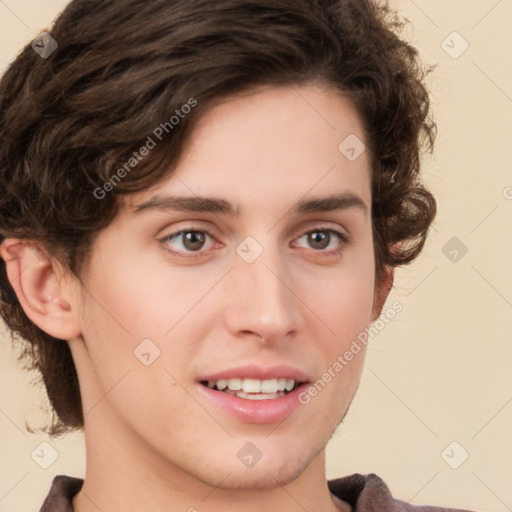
xmin=1 ymin=84 xmax=393 ymax=512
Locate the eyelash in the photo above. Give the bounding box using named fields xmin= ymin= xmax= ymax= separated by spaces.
xmin=159 ymin=225 xmax=350 ymax=260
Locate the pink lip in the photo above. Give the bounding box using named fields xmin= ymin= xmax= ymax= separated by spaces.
xmin=196 ymin=364 xmax=312 ymax=424
xmin=197 ymin=382 xmax=310 ymax=424
xmin=198 ymin=364 xmax=311 ymax=383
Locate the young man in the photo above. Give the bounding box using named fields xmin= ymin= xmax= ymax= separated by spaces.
xmin=0 ymin=1 xmax=474 ymax=511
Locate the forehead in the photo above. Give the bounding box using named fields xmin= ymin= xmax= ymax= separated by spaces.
xmin=125 ymin=84 xmax=371 ymax=216
xmin=181 ymin=83 xmax=367 ymax=164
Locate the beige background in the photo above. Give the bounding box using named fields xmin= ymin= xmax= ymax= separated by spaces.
xmin=0 ymin=1 xmax=511 ymax=511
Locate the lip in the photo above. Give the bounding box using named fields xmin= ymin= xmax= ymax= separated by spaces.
xmin=198 ymin=364 xmax=312 ymax=383
xmin=197 ymin=381 xmax=310 ymax=424
xmin=197 ymin=364 xmax=312 ymax=424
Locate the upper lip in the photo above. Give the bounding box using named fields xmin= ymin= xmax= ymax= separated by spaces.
xmin=198 ymin=364 xmax=312 ymax=383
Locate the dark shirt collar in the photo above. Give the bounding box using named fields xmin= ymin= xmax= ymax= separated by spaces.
xmin=39 ymin=473 xmax=474 ymax=512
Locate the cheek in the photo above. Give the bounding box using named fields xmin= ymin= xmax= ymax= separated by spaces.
xmin=319 ymin=279 xmax=374 ymax=358
xmin=81 ymin=251 xmax=179 ymax=338
xmin=79 ymin=253 xmax=207 ymax=378
xmin=306 ymin=244 xmax=376 ymax=351
xmin=305 ymin=273 xmax=373 ymax=415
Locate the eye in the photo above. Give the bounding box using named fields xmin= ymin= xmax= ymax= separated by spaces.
xmin=293 ymin=228 xmax=349 ymax=255
xmin=159 ymin=225 xmax=350 ymax=260
xmin=160 ymin=228 xmax=217 ymax=258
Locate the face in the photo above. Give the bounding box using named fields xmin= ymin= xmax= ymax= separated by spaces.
xmin=67 ymin=84 xmax=384 ymax=490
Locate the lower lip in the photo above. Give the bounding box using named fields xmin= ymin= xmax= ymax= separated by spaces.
xmin=197 ymin=383 xmax=308 ymax=424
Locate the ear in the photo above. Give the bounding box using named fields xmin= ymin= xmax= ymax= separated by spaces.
xmin=371 ymin=265 xmax=395 ymax=322
xmin=0 ymin=239 xmax=82 ymax=340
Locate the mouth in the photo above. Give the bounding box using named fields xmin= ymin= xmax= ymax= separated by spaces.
xmin=200 ymin=377 xmax=303 ymax=400
xmin=197 ymin=366 xmax=311 ymax=423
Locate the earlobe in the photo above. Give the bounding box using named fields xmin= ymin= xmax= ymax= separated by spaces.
xmin=371 ymin=265 xmax=395 ymax=322
xmin=0 ymin=239 xmax=81 ymax=340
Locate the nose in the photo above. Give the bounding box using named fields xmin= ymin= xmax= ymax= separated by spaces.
xmin=222 ymin=240 xmax=302 ymax=344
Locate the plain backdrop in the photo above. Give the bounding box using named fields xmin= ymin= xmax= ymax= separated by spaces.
xmin=0 ymin=1 xmax=511 ymax=511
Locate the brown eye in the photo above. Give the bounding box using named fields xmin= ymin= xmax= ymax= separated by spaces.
xmin=295 ymin=228 xmax=348 ymax=254
xmin=161 ymin=229 xmax=216 ymax=258
xmin=307 ymin=231 xmax=331 ymax=250
xmin=180 ymin=231 xmax=206 ymax=251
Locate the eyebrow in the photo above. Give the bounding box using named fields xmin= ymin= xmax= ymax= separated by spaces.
xmin=133 ymin=192 xmax=368 ymax=217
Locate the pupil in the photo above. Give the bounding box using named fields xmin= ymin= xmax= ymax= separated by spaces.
xmin=185 ymin=231 xmax=205 ymax=250
xmin=310 ymin=231 xmax=328 ymax=249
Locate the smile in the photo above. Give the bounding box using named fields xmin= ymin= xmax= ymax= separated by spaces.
xmin=197 ymin=366 xmax=311 ymax=423
xmin=201 ymin=378 xmax=301 ymax=400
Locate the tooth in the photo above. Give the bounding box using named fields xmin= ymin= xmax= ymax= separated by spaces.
xmin=214 ymin=377 xmax=296 ymax=393
xmin=216 ymin=379 xmax=228 ymax=390
xmin=261 ymin=379 xmax=278 ymax=393
xmin=242 ymin=378 xmax=261 ymax=393
xmin=227 ymin=378 xmax=242 ymax=391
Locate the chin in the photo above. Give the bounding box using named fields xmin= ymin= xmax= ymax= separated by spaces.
xmin=191 ymin=441 xmax=321 ymax=492
xmin=217 ymin=462 xmax=309 ymax=491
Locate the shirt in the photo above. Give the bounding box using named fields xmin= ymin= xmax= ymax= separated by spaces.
xmin=38 ymin=473 xmax=475 ymax=511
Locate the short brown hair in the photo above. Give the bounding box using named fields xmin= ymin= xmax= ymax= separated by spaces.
xmin=0 ymin=0 xmax=436 ymax=436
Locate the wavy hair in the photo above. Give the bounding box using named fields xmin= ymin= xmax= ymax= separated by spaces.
xmin=0 ymin=0 xmax=436 ymax=435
